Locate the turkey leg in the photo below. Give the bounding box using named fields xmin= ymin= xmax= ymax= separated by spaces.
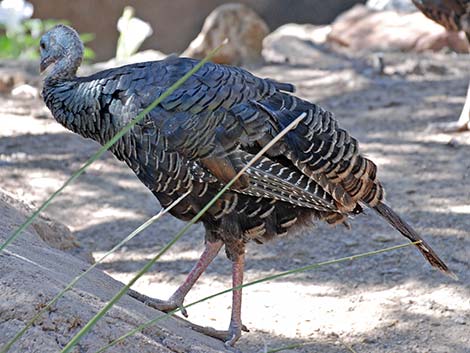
xmin=430 ymin=79 xmax=470 ymax=132
xmin=186 ymin=251 xmax=249 ymax=346
xmin=226 ymin=251 xmax=247 ymax=346
xmin=128 ymin=240 xmax=223 ymax=317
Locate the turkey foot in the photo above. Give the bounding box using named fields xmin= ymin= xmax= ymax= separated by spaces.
xmin=185 ymin=320 xmax=249 ymax=346
xmin=427 ymin=119 xmax=470 ymax=133
xmin=427 ymin=81 xmax=470 ymax=133
xmin=128 ymin=240 xmax=223 ymax=318
xmin=171 ymin=249 xmax=248 ymax=347
xmin=128 ymin=289 xmax=188 ymax=317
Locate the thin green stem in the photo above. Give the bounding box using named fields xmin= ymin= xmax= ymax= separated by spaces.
xmin=96 ymin=241 xmax=421 ymax=353
xmin=60 ymin=113 xmax=306 ymax=353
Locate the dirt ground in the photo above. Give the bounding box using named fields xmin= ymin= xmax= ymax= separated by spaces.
xmin=0 ymin=46 xmax=469 ymax=353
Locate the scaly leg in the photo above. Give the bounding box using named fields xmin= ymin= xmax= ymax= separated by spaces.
xmin=428 ymin=80 xmax=470 ymax=132
xmin=186 ymin=251 xmax=249 ymax=346
xmin=226 ymin=252 xmax=246 ymax=346
xmin=129 ymin=240 xmax=223 ymax=317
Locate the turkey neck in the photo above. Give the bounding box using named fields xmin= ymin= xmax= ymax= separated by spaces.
xmin=42 ymin=74 xmax=124 ymax=148
xmin=45 ymin=45 xmax=82 ymax=83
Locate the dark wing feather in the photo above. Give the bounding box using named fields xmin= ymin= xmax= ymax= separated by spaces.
xmin=126 ymin=59 xmax=378 ymax=217
xmin=43 ymin=55 xmax=452 ymax=275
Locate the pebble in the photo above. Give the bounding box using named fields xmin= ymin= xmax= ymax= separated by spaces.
xmin=11 ymin=84 xmax=39 ymax=98
xmin=343 ymin=238 xmax=359 ymax=247
xmin=162 ymin=338 xmax=189 ymax=353
xmin=371 ymin=232 xmax=394 ymax=242
xmin=446 ymin=138 xmax=459 ymax=148
xmin=362 ymin=337 xmax=377 ymax=344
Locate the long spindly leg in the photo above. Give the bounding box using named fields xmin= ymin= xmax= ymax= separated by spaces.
xmin=429 ymin=79 xmax=470 ymax=132
xmin=455 ymin=79 xmax=470 ymax=130
xmin=225 ymin=251 xmax=247 ymax=346
xmin=129 ymin=240 xmax=223 ymax=317
xmin=184 ymin=250 xmax=249 ymax=346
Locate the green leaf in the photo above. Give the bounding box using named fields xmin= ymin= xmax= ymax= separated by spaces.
xmin=80 ymin=32 xmax=95 ymax=44
xmin=83 ymin=47 xmax=95 ymax=61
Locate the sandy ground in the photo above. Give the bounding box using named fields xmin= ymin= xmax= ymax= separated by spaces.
xmin=0 ymin=47 xmax=469 ymax=353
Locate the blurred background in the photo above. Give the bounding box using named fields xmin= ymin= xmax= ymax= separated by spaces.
xmin=1 ymin=0 xmax=468 ymax=66
xmin=30 ymin=0 xmax=365 ymax=60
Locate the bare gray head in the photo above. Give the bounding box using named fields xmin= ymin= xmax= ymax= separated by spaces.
xmin=39 ymin=24 xmax=84 ymax=80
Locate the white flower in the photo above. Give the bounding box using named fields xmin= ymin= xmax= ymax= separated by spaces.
xmin=0 ymin=0 xmax=34 ymax=34
xmin=116 ymin=6 xmax=153 ymax=60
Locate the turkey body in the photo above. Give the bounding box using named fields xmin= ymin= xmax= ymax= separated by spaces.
xmin=43 ymin=56 xmax=381 ymax=255
xmin=40 ymin=25 xmax=451 ymax=346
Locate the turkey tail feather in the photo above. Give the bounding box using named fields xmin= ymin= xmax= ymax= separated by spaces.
xmin=373 ymin=202 xmax=457 ymax=279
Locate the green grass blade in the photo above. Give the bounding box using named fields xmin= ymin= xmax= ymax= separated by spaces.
xmin=0 ymin=191 xmax=190 ymax=353
xmin=96 ymin=241 xmax=421 ymax=353
xmin=60 ymin=113 xmax=306 ymax=353
xmin=0 ymin=40 xmax=227 ymax=253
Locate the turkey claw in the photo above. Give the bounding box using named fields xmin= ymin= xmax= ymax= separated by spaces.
xmin=426 ymin=120 xmax=469 ymax=133
xmin=128 ymin=289 xmax=188 ymax=316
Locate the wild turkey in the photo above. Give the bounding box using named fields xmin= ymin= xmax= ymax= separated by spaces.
xmin=412 ymin=0 xmax=470 ymax=132
xmin=39 ymin=25 xmax=453 ymax=346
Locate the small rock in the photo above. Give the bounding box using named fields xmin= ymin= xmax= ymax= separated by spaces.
xmin=455 ymin=317 xmax=466 ymax=325
xmin=343 ymin=238 xmax=359 ymax=247
xmin=446 ymin=138 xmax=459 ymax=148
xmin=183 ymin=3 xmax=269 ymax=66
xmin=362 ymin=337 xmax=377 ymax=344
xmin=0 ymin=74 xmax=15 ymax=93
xmin=0 ymin=67 xmax=34 ymax=94
xmin=262 ymin=24 xmax=335 ymax=66
xmin=372 ymin=233 xmax=393 ymax=242
xmin=32 ymin=219 xmax=79 ymax=251
xmin=162 ymin=338 xmax=189 ymax=352
xmin=11 ymin=84 xmax=39 ymax=98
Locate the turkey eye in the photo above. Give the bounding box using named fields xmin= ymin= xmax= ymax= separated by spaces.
xmin=40 ymin=42 xmax=46 ymax=50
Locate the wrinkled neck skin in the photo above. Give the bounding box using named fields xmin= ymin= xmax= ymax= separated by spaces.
xmin=45 ymin=51 xmax=81 ymax=84
xmin=42 ymin=53 xmax=131 ymax=157
xmin=42 ymin=53 xmax=94 ymax=138
xmin=42 ymin=45 xmax=139 ymax=163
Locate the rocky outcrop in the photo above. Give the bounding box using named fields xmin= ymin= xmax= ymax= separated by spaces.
xmin=31 ymin=0 xmax=364 ymax=61
xmin=328 ymin=5 xmax=469 ymax=53
xmin=0 ymin=189 xmax=79 ymax=252
xmin=262 ymin=23 xmax=333 ymax=65
xmin=183 ymin=3 xmax=269 ymax=65
xmin=263 ymin=5 xmax=469 ymax=63
xmin=0 ymin=190 xmax=228 ymax=353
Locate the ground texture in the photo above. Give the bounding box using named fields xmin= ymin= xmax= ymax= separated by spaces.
xmin=0 ymin=46 xmax=469 ymax=352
